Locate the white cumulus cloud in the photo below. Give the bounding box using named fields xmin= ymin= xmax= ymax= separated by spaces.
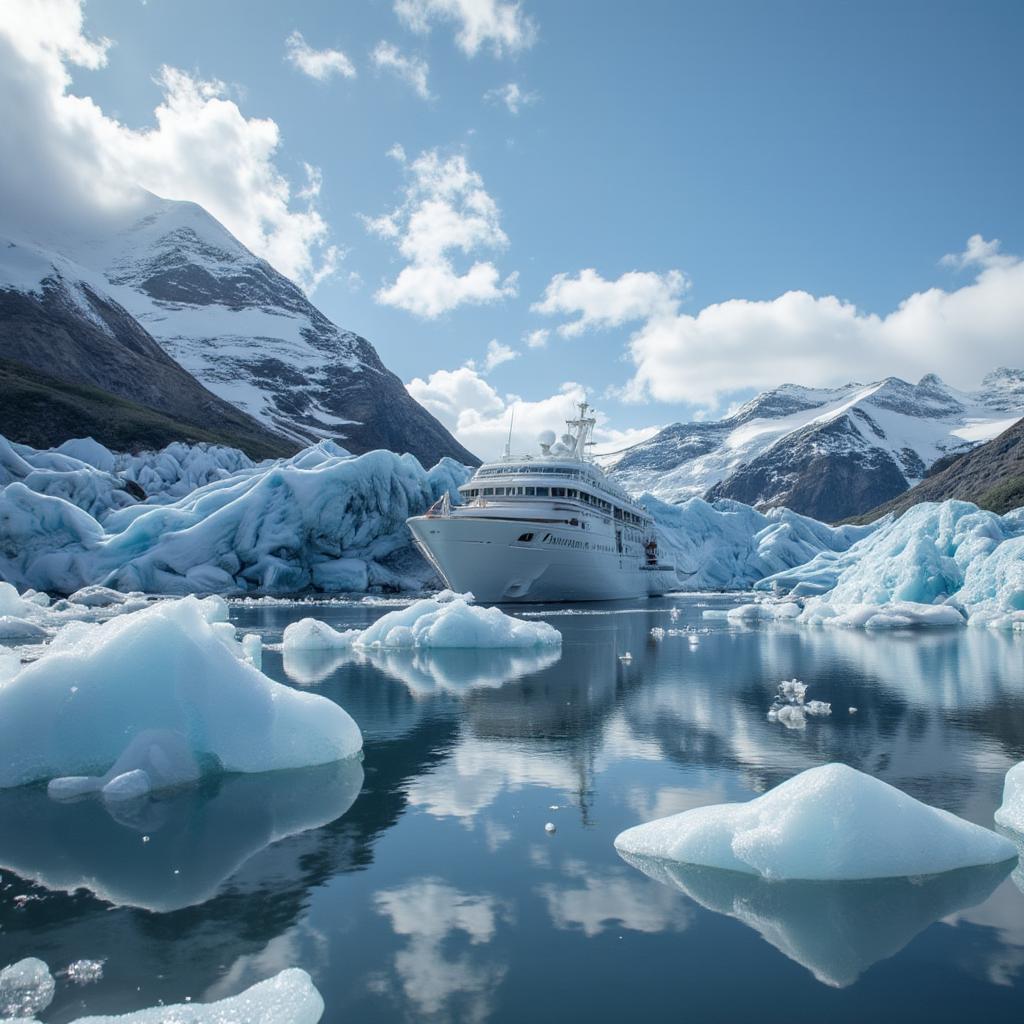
xmin=481 ymin=338 xmax=519 ymax=371
xmin=371 ymin=41 xmax=432 ymax=100
xmin=394 ymin=0 xmax=537 ymax=57
xmin=484 ymin=81 xmax=537 ymax=114
xmin=406 ymin=367 xmax=659 ymax=460
xmin=0 ymin=0 xmax=339 ymax=291
xmin=285 ymin=30 xmax=356 ymax=80
xmin=366 ymin=148 xmax=517 ymax=317
xmin=534 ymin=248 xmax=1024 ymax=408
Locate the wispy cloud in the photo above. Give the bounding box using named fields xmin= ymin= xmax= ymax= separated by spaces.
xmin=484 ymin=82 xmax=537 ymax=114
xmin=395 ymin=0 xmax=537 ymax=57
xmin=285 ymin=30 xmax=356 ymax=81
xmin=372 ymin=41 xmax=431 ymax=100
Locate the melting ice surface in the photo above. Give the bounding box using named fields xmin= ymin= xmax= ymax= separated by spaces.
xmin=614 ymin=763 xmax=1016 ymax=879
xmin=2 ymin=593 xmax=1024 ymax=1020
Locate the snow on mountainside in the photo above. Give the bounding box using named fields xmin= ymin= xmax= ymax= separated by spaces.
xmin=0 ymin=194 xmax=477 ymax=468
xmin=605 ymin=372 xmax=1024 ymax=522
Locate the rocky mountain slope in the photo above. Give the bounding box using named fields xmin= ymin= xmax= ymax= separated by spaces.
xmin=854 ymin=416 xmax=1024 ymax=521
xmin=0 ymin=240 xmax=294 ymax=459
xmin=606 ymin=372 xmax=1023 ymax=522
xmin=0 ymin=195 xmax=477 ymax=467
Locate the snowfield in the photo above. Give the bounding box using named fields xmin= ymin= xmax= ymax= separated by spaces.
xmin=0 ymin=596 xmax=362 ymax=791
xmin=615 ymin=762 xmax=1016 ymax=880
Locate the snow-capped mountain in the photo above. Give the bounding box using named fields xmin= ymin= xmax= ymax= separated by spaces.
xmin=605 ymin=372 xmax=1024 ymax=521
xmin=0 ymin=193 xmax=477 ymax=467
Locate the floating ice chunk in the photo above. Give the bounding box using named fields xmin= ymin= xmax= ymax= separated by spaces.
xmin=614 ymin=763 xmax=1016 ymax=880
xmin=101 ymin=769 xmax=153 ymax=802
xmin=0 ymin=616 xmax=47 ymax=640
xmin=545 ymin=822 xmax=556 ymax=833
xmin=778 ymin=679 xmax=807 ymax=704
xmin=619 ymin=652 xmax=632 ymax=662
xmin=650 ymin=627 xmax=666 ymax=640
xmin=0 ymin=957 xmax=55 ymax=1018
xmin=0 ymin=581 xmax=28 ymax=617
xmin=805 ymin=701 xmax=832 ymax=717
xmin=242 ymin=632 xmax=262 ymax=669
xmin=64 ymin=959 xmax=105 ymax=985
xmin=282 ymin=618 xmax=359 ymax=652
xmin=0 ymin=597 xmax=362 ymax=789
xmin=4 ymin=966 xmax=323 ymax=1024
xmin=67 ymin=585 xmax=127 ymax=608
xmin=849 ymin=707 xmax=858 ymax=714
xmin=354 ymin=593 xmax=561 ymax=649
xmin=995 ymin=761 xmax=1024 ymax=834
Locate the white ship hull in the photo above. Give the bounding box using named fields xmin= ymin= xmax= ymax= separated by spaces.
xmin=407 ymin=512 xmax=676 ymax=604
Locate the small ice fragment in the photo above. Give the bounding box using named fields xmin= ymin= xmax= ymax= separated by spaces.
xmin=650 ymin=627 xmax=665 ymax=640
xmin=805 ymin=701 xmax=832 ymax=717
xmin=141 ymin=835 xmax=150 ymax=843
xmin=64 ymin=959 xmax=105 ymax=985
xmin=545 ymin=822 xmax=556 ymax=834
xmin=0 ymin=957 xmax=55 ymax=1018
xmin=619 ymin=652 xmax=632 ymax=662
xmin=848 ymin=707 xmax=858 ymax=714
xmin=102 ymin=769 xmax=153 ymax=802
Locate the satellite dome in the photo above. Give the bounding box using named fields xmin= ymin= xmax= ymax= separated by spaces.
xmin=561 ymin=433 xmax=575 ymax=447
xmin=538 ymin=430 xmax=557 ymax=446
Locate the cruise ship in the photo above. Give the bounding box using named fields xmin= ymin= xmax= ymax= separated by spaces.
xmin=407 ymin=402 xmax=677 ymax=603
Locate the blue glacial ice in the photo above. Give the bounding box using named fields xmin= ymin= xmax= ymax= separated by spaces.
xmin=0 ymin=596 xmax=362 ymax=790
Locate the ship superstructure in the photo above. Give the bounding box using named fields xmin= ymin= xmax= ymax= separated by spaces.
xmin=407 ymin=402 xmax=677 ymax=603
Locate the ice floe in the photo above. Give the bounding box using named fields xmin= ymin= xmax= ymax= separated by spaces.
xmin=0 ymin=957 xmax=54 ymax=1018
xmin=614 ymin=763 xmax=1016 ymax=880
xmin=0 ymin=433 xmax=469 ymax=596
xmin=0 ymin=963 xmax=323 ymax=1023
xmin=757 ymin=501 xmax=1024 ymax=630
xmin=0 ymin=596 xmax=362 ymax=790
xmin=283 ymin=591 xmax=561 ymax=652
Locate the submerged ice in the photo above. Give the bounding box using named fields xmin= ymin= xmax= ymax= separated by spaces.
xmin=614 ymin=763 xmax=1016 ymax=880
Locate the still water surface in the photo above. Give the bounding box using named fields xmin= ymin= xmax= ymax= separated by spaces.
xmin=2 ymin=596 xmax=1024 ymax=1022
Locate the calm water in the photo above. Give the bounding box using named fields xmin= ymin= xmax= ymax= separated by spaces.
xmin=3 ymin=596 xmax=1024 ymax=1022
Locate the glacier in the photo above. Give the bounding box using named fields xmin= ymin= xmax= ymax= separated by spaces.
xmin=755 ymin=500 xmax=1024 ymax=629
xmin=0 ymin=596 xmax=362 ymax=790
xmin=0 ymin=433 xmax=469 ymax=596
xmin=644 ymin=495 xmax=874 ymax=590
xmin=614 ymin=763 xmax=1016 ymax=880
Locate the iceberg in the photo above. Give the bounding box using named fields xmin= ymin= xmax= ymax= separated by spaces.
xmin=0 ymin=957 xmax=54 ymax=1018
xmin=346 ymin=591 xmax=561 ymax=649
xmin=995 ymin=761 xmax=1024 ymax=834
xmin=0 ymin=433 xmax=470 ymax=596
xmin=282 ymin=617 xmax=360 ymax=652
xmin=757 ymin=501 xmax=1024 ymax=629
xmin=0 ymin=596 xmax=362 ymax=790
xmin=614 ymin=763 xmax=1016 ymax=880
xmin=620 ymin=854 xmax=1012 ymax=988
xmin=644 ymin=495 xmax=875 ymax=591
xmin=0 ymin=964 xmax=322 ymax=1023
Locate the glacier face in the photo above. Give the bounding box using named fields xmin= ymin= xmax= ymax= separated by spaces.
xmin=0 ymin=433 xmax=470 ymax=596
xmin=605 ymin=373 xmax=1023 ymax=520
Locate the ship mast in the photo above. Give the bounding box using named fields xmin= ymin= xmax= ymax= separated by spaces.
xmin=566 ymin=400 xmax=597 ymax=461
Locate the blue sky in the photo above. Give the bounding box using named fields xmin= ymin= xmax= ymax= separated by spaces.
xmin=5 ymin=0 xmax=1024 ymax=456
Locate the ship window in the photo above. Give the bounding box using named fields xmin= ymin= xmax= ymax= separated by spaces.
xmin=553 ymin=487 xmax=565 ymax=497
xmin=536 ymin=487 xmax=549 ymax=496
xmin=483 ymin=487 xmax=494 ymax=495
xmin=525 ymin=486 xmax=536 ymax=496
xmin=517 ymin=532 xmax=534 ymax=543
